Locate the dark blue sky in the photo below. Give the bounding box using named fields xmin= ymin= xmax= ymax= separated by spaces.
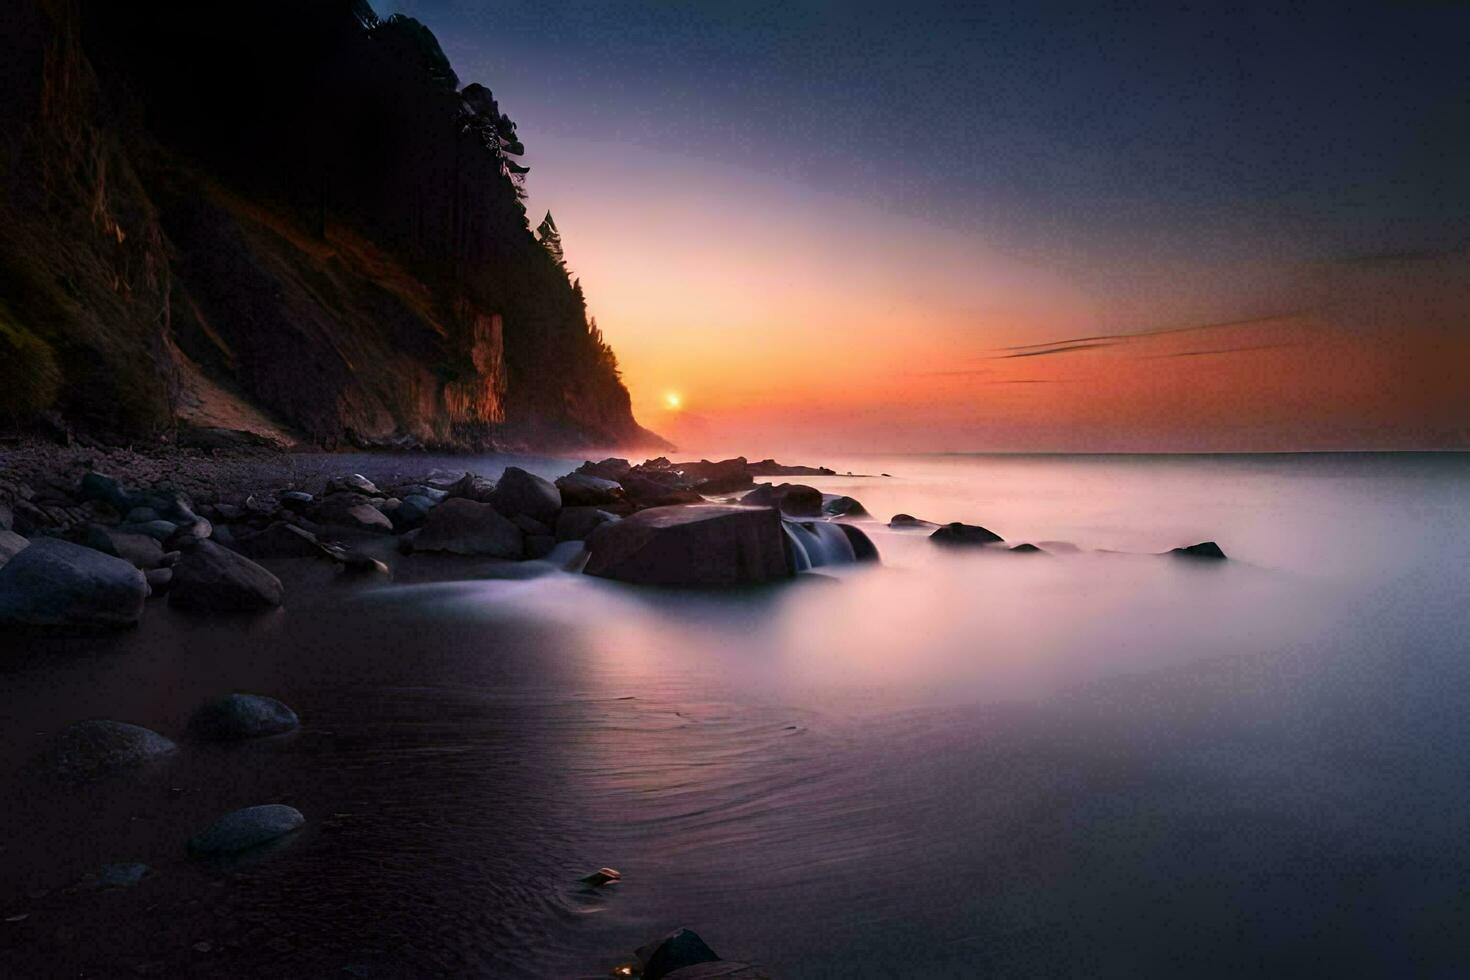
xmin=383 ymin=0 xmax=1469 ymax=265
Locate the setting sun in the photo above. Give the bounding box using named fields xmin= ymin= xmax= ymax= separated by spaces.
xmin=664 ymin=391 xmax=683 ymax=410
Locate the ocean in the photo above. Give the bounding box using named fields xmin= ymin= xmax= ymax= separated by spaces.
xmin=3 ymin=452 xmax=1468 ymax=976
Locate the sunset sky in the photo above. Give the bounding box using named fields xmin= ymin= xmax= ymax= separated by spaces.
xmin=384 ymin=0 xmax=1470 ymax=452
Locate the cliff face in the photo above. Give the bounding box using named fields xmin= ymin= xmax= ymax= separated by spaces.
xmin=0 ymin=0 xmax=662 ymax=451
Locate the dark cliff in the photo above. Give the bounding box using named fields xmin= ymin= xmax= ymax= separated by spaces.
xmin=0 ymin=0 xmax=663 ymax=451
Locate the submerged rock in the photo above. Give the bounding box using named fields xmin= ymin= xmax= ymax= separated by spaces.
xmin=585 ymin=504 xmax=792 ymax=587
xmin=637 ymin=928 xmax=721 ymax=980
xmin=1010 ymin=543 xmax=1044 ymax=554
xmin=1170 ymin=541 xmax=1228 ymax=560
xmin=889 ymin=514 xmax=938 ymax=529
xmin=188 ymin=804 xmax=305 ymax=856
xmin=579 ymin=867 xmax=622 ymax=887
xmin=169 ymin=541 xmax=283 ymax=612
xmin=188 ymin=693 xmax=299 ymax=741
xmin=929 ymin=522 xmax=1004 ymax=546
xmin=413 ymin=498 xmax=523 ymax=558
xmin=741 ymin=483 xmax=822 ymax=516
xmin=94 ymin=862 xmax=152 ymax=888
xmin=36 ymin=720 xmax=177 ymax=777
xmin=823 ymin=494 xmax=869 ymax=518
xmin=491 ymin=467 xmax=562 ymax=525
xmin=0 ymin=537 xmax=148 ymax=628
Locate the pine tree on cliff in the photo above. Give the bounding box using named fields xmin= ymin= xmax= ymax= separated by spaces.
xmin=536 ymin=212 xmax=566 ymax=269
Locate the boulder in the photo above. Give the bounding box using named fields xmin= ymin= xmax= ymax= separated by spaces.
xmin=575 ymin=457 xmax=633 ymax=481
xmin=637 ymin=928 xmax=721 ymax=980
xmin=838 ymin=523 xmax=881 ymax=562
xmin=491 ymin=467 xmax=561 ymax=525
xmin=391 ymin=494 xmax=437 ymax=530
xmin=555 ymin=506 xmax=619 ymax=542
xmin=555 ymin=472 xmax=624 ymax=507
xmin=90 ymin=528 xmax=165 ymax=569
xmin=387 ymin=484 xmax=449 ymax=505
xmin=413 ymin=498 xmax=523 ymax=558
xmin=741 ymin=483 xmax=822 ymax=516
xmin=0 ymin=528 xmax=28 ymax=568
xmin=188 ymin=693 xmax=299 ymax=740
xmin=929 ymin=522 xmax=1004 ymax=546
xmin=169 ymin=541 xmax=284 ymax=612
xmin=1170 ymin=541 xmax=1227 ymax=560
xmin=585 ymin=505 xmax=792 ymax=587
xmin=188 ymin=804 xmax=305 ymax=856
xmin=511 ymin=513 xmax=551 ymax=536
xmin=35 ymin=720 xmax=177 ymax=777
xmin=525 ymin=534 xmax=557 ymax=559
xmin=0 ymin=537 xmax=148 ymax=628
xmin=621 ymin=475 xmax=704 ymax=508
xmin=124 ymin=506 xmax=162 ymax=524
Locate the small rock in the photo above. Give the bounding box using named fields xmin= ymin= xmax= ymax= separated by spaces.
xmin=1170 ymin=541 xmax=1227 ymax=560
xmin=188 ymin=804 xmax=305 ymax=856
xmin=279 ymin=491 xmax=314 ymax=512
xmin=145 ymin=567 xmax=173 ymax=593
xmin=34 ymin=720 xmax=177 ymax=777
xmin=124 ymin=507 xmax=162 ymax=525
xmin=169 ymin=541 xmax=283 ymax=612
xmin=232 ymin=523 xmax=333 ymax=561
xmin=888 ymin=514 xmax=938 ymax=529
xmin=822 ymin=495 xmax=869 ymax=518
xmin=579 ymin=867 xmax=622 ymax=886
xmin=326 ymin=474 xmax=380 ymax=496
xmin=636 ymin=928 xmax=721 ymax=980
xmin=188 ymin=693 xmax=299 ymax=741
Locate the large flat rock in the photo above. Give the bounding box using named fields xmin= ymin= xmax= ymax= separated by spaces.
xmin=585 ymin=505 xmax=792 ymax=587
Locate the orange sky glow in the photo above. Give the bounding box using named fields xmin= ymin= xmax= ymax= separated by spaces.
xmin=526 ymin=137 xmax=1470 ymax=454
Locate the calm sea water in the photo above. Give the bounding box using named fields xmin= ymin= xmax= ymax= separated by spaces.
xmin=3 ymin=452 xmax=1468 ymax=977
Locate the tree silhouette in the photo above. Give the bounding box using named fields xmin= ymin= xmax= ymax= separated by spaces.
xmin=536 ymin=211 xmax=565 ymax=269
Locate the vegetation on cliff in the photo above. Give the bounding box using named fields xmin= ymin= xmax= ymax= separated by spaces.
xmin=0 ymin=0 xmax=659 ymax=450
